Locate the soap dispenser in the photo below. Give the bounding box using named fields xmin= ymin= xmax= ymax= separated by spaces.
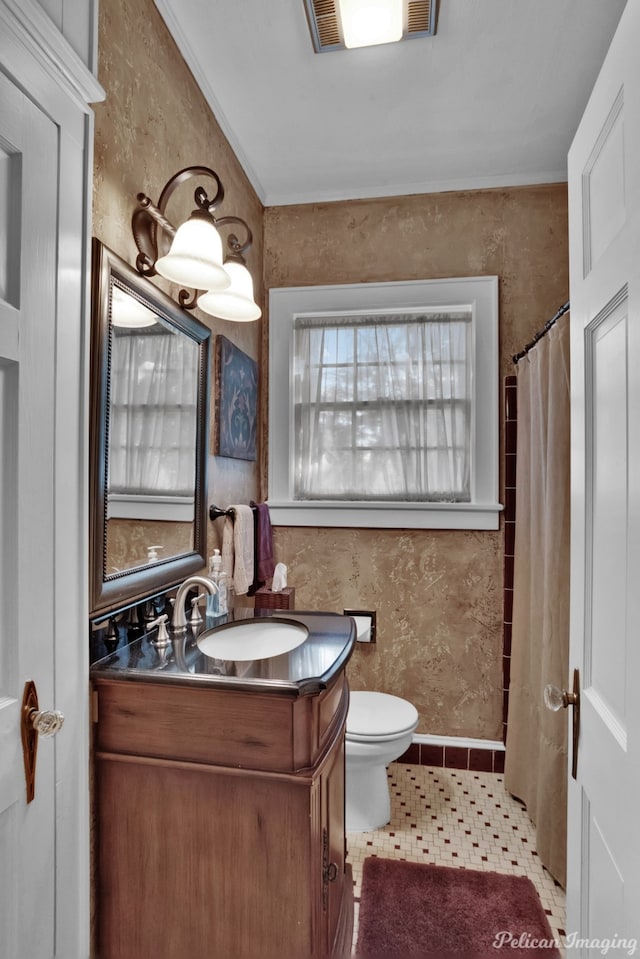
xmin=147 ymin=545 xmax=163 ymax=563
xmin=207 ymin=549 xmax=228 ymax=617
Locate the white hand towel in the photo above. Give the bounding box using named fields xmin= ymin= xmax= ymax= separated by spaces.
xmin=221 ymin=518 xmax=235 ymax=583
xmin=221 ymin=505 xmax=254 ymax=596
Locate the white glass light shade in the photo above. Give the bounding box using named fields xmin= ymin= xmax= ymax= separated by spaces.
xmin=338 ymin=0 xmax=402 ymax=48
xmin=155 ymin=214 xmax=230 ymax=291
xmin=197 ymin=260 xmax=262 ymax=322
xmin=111 ymin=286 xmax=158 ymax=328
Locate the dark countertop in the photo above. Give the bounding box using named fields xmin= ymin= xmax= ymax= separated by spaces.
xmin=90 ymin=608 xmax=356 ymax=696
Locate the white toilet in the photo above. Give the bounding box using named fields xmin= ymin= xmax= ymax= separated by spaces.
xmin=345 ymin=690 xmax=419 ymax=832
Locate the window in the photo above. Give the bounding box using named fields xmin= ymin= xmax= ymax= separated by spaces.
xmin=295 ymin=309 xmax=473 ymax=500
xmin=269 ymin=278 xmax=500 ymax=530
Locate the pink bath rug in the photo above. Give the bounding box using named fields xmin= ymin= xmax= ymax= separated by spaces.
xmin=356 ymin=856 xmax=561 ymax=957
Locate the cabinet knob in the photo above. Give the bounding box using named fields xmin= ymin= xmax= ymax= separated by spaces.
xmin=324 ymin=862 xmax=338 ymax=883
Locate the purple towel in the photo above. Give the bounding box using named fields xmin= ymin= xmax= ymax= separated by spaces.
xmin=251 ymin=501 xmax=275 ymax=583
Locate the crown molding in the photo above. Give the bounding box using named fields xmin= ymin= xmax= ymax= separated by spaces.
xmin=0 ymin=0 xmax=104 ymax=108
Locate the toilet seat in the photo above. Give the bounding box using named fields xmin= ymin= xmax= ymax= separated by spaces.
xmin=346 ymin=691 xmax=418 ymax=741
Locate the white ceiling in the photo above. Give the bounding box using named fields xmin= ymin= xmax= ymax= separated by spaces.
xmin=155 ymin=0 xmax=627 ymax=207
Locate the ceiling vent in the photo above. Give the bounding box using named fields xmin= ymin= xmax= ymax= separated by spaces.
xmin=303 ymin=0 xmax=437 ymax=53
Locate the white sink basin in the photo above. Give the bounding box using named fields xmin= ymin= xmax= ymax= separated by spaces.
xmin=196 ymin=619 xmax=309 ymax=662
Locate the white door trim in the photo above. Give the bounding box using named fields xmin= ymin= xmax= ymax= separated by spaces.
xmin=0 ymin=0 xmax=103 ymax=106
xmin=0 ymin=2 xmax=104 ymax=956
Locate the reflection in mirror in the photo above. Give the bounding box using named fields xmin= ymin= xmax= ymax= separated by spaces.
xmin=90 ymin=240 xmax=210 ymax=616
xmin=107 ymin=296 xmax=199 ymax=572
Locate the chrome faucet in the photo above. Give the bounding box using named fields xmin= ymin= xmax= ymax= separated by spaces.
xmin=171 ymin=575 xmax=218 ymax=634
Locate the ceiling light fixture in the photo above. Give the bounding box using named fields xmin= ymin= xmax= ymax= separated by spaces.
xmin=339 ymin=0 xmax=402 ymax=49
xmin=132 ymin=166 xmax=261 ymax=322
xmin=303 ymin=0 xmax=436 ymax=53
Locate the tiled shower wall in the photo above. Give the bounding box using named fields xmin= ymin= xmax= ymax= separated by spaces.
xmin=503 ymin=375 xmax=518 ymax=745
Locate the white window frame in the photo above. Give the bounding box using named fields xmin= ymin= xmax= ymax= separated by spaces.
xmin=268 ymin=277 xmax=501 ymax=530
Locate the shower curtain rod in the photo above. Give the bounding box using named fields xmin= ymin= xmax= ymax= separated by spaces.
xmin=512 ymin=301 xmax=570 ymax=364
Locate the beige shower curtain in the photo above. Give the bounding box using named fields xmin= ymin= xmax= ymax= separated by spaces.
xmin=504 ymin=312 xmax=570 ymax=888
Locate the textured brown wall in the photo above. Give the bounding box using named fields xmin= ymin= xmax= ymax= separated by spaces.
xmin=264 ymin=186 xmax=569 ymax=739
xmin=92 ymin=0 xmax=264 ymax=566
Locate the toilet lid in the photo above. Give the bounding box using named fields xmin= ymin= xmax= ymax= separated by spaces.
xmin=347 ymin=691 xmax=418 ymax=738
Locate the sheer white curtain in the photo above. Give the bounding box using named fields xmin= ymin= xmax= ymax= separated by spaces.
xmin=294 ymin=311 xmax=472 ymax=501
xmin=108 ymin=327 xmax=198 ymax=496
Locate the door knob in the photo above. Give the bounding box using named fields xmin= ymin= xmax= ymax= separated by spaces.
xmin=21 ymin=680 xmax=64 ymax=803
xmin=544 ymin=683 xmax=578 ymax=712
xmin=544 ymin=668 xmax=580 ymax=780
xmin=29 ymin=708 xmax=65 ymax=737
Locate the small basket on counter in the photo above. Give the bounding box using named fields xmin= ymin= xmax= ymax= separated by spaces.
xmin=254 ymin=586 xmax=296 ymax=611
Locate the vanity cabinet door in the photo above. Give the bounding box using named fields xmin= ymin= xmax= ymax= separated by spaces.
xmin=321 ymin=736 xmax=353 ymax=958
xmin=94 ymin=676 xmax=353 ymax=958
xmin=96 ymin=754 xmax=315 ymax=959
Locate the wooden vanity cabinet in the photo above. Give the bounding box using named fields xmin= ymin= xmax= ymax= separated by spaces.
xmin=93 ymin=673 xmax=354 ymax=959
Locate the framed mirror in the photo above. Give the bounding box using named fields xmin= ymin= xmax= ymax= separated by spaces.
xmin=90 ymin=239 xmax=210 ymax=615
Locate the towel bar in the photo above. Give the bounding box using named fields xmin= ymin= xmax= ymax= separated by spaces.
xmin=209 ymin=505 xmax=234 ymax=521
xmin=209 ymin=503 xmax=257 ymax=521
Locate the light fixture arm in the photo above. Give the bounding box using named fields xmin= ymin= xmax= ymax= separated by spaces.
xmin=216 ymin=215 xmax=253 ymax=263
xmin=157 ymin=165 xmax=224 ymax=217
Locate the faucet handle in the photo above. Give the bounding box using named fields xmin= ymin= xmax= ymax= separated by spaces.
xmin=190 ymin=594 xmax=204 ymax=624
xmin=148 ymin=614 xmax=170 ymax=648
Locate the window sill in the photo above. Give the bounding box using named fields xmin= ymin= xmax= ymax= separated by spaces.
xmin=107 ymin=493 xmax=195 ymax=523
xmin=267 ymin=501 xmax=503 ymax=531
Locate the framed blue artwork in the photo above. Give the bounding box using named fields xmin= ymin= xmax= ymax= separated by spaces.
xmin=215 ymin=334 xmax=258 ymax=461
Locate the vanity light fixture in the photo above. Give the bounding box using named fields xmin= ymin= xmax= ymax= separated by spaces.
xmin=155 ymin=209 xmax=229 ymax=293
xmin=197 ymin=245 xmax=261 ymax=322
xmin=132 ymin=165 xmax=261 ymax=322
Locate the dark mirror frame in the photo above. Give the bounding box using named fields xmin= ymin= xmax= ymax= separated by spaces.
xmin=90 ymin=239 xmax=210 ymax=616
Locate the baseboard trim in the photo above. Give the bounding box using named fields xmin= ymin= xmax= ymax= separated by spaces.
xmin=395 ymin=733 xmax=506 ymax=773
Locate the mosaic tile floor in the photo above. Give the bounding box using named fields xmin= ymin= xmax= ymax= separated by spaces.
xmin=347 ymin=764 xmax=566 ymax=956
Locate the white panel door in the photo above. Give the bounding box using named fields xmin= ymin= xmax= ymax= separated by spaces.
xmin=0 ymin=70 xmax=59 ymax=959
xmin=567 ymin=0 xmax=640 ymax=952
